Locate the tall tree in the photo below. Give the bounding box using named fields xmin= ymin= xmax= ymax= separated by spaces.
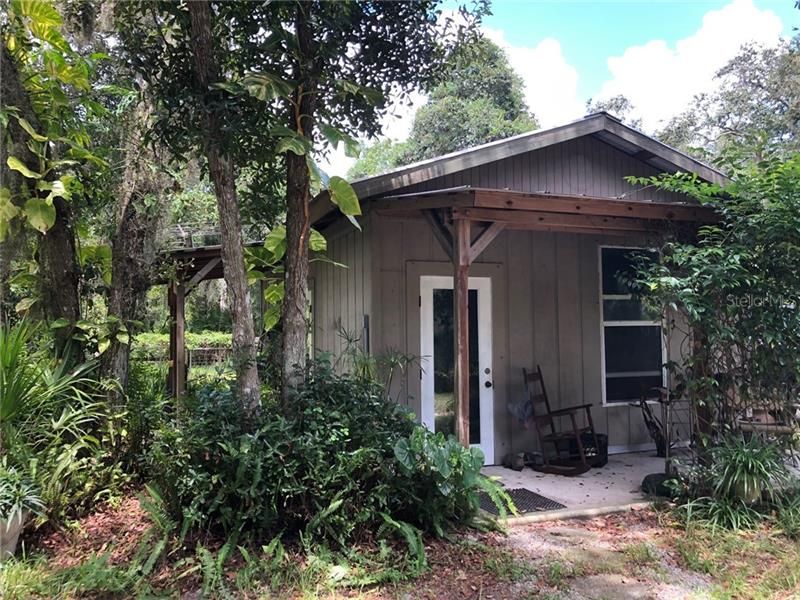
xmin=268 ymin=2 xmax=484 ymax=397
xmin=114 ymin=2 xmax=286 ymax=413
xmin=1 ymin=1 xmax=103 ymax=355
xmin=585 ymin=95 xmax=642 ymax=129
xmin=116 ymin=1 xmax=484 ymax=404
xmin=401 ymin=37 xmax=536 ymax=163
xmin=185 ymin=1 xmax=260 ymax=411
xmin=100 ymin=99 xmax=172 ymax=400
xmin=350 ymin=36 xmax=536 ymax=178
xmin=657 ymin=37 xmax=800 ymax=160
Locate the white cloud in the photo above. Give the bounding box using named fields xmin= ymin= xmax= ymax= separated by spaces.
xmin=483 ymin=28 xmax=584 ymax=128
xmin=321 ymin=0 xmax=785 ymax=176
xmin=595 ymin=0 xmax=783 ymax=130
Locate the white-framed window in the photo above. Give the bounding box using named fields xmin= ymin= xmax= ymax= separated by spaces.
xmin=599 ymin=246 xmax=665 ymax=405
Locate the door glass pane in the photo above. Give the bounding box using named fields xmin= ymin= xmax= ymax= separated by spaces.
xmin=432 ymin=289 xmax=480 ymax=443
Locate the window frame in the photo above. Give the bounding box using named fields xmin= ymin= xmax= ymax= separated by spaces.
xmin=598 ymin=245 xmax=667 ymax=406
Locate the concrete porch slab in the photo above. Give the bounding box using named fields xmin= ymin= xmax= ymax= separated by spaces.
xmin=483 ymin=451 xmax=665 ymax=511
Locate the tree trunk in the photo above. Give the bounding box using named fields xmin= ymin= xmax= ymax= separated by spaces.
xmin=1 ymin=47 xmax=80 ymax=356
xmin=100 ymin=105 xmax=168 ymax=402
xmin=38 ymin=197 xmax=81 ymax=351
xmin=187 ymin=1 xmax=260 ymax=414
xmin=281 ymin=2 xmax=317 ymax=402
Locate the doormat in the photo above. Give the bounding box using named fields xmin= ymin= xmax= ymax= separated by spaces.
xmin=478 ymin=488 xmax=566 ymax=515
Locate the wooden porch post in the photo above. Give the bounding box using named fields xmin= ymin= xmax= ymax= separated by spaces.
xmin=453 ymin=218 xmax=471 ymax=447
xmin=168 ymin=281 xmax=187 ymax=398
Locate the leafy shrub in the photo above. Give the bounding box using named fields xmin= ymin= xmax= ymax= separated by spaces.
xmin=775 ymin=491 xmax=800 ymax=539
xmin=132 ymin=331 xmax=232 ymax=359
xmin=672 ymin=434 xmax=792 ymax=532
xmin=123 ymin=361 xmax=170 ymax=475
xmin=0 ymin=320 xmax=125 ymax=522
xmin=710 ymin=435 xmax=788 ymax=504
xmin=146 ymin=359 xmax=506 ymax=552
xmin=679 ymin=496 xmax=763 ymax=531
xmin=393 ymin=428 xmax=505 ymax=535
xmin=0 ymin=461 xmax=44 ymax=522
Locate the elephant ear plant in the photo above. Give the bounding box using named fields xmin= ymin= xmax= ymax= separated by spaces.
xmin=0 ymin=462 xmax=44 ymax=560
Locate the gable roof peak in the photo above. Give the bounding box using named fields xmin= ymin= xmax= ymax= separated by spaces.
xmin=343 ymin=112 xmax=726 ymax=204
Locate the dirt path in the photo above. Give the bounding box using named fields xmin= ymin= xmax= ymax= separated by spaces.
xmin=391 ymin=508 xmax=711 ymax=600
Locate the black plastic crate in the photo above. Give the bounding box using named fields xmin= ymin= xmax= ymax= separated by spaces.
xmin=566 ymin=432 xmax=608 ymax=467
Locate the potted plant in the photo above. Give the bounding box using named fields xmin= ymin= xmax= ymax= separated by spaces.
xmin=0 ymin=463 xmax=44 ymax=561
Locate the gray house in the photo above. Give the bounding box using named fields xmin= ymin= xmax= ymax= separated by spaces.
xmin=310 ymin=112 xmax=725 ymax=465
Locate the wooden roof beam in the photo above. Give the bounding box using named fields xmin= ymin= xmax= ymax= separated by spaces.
xmin=452 ymin=206 xmax=660 ymax=233
xmin=472 ymin=190 xmax=715 ymax=222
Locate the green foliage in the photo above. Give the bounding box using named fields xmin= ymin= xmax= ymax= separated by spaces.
xmin=245 ymin=224 xmax=330 ymax=333
xmin=658 ymin=37 xmax=800 ymax=160
xmin=633 ymin=155 xmax=800 ymax=436
xmin=680 ymin=496 xmax=763 ymax=532
xmin=0 ymin=461 xmax=44 ymax=521
xmin=123 ymin=361 xmax=169 ymax=475
xmin=351 ymin=37 xmax=537 ymax=177
xmin=2 ymin=0 xmax=108 ymax=239
xmin=348 ymin=138 xmax=409 ymax=179
xmin=774 ymin=490 xmax=800 ymax=539
xmin=400 ymin=36 xmax=536 ymax=164
xmin=0 ymin=320 xmax=124 ymax=523
xmin=710 ymin=435 xmax=788 ymax=504
xmin=403 ymin=94 xmax=536 ymax=164
xmin=132 ymin=331 xmax=232 ymax=359
xmin=585 ymin=94 xmax=642 ymax=129
xmin=145 ymin=358 xmax=506 ymax=559
xmin=114 ymin=0 xmax=475 ymax=227
xmin=671 ymin=435 xmax=790 ymax=532
xmin=393 ymin=428 xmax=511 ymax=535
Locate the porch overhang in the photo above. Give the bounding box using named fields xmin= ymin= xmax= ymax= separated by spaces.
xmin=372 ymin=186 xmax=718 ymax=237
xmin=383 ymin=187 xmax=718 ymax=450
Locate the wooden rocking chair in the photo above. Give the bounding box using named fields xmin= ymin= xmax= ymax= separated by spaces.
xmin=523 ymin=365 xmax=601 ymax=476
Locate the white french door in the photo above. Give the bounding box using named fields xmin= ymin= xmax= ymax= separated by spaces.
xmin=420 ymin=275 xmax=494 ymax=464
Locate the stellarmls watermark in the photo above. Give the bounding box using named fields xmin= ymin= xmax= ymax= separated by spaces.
xmin=726 ymin=293 xmax=796 ymax=309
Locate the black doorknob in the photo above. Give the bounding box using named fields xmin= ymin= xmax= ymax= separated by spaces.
xmin=484 ymin=381 xmax=493 ymax=388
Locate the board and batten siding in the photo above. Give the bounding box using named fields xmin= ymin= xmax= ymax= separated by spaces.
xmin=403 ymin=135 xmax=689 ymax=204
xmin=311 ymin=218 xmax=372 ymax=361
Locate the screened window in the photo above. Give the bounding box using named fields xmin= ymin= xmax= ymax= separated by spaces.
xmin=600 ymin=247 xmax=664 ymax=404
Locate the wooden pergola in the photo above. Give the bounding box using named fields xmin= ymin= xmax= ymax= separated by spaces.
xmin=163 ymin=242 xmax=263 ymax=398
xmin=373 ymin=186 xmax=718 ymax=447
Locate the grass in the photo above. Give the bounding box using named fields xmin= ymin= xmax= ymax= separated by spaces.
xmin=482 ymin=546 xmax=534 ymax=582
xmin=675 ymin=523 xmax=800 ymax=599
xmin=541 ymin=558 xmax=574 ymax=590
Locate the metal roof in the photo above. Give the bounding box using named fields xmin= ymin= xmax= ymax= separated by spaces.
xmin=312 ymin=112 xmax=727 ymax=224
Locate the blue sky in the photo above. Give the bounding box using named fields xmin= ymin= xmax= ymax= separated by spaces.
xmin=483 ymin=0 xmax=797 ymax=101
xmin=325 ymin=0 xmax=797 ymax=174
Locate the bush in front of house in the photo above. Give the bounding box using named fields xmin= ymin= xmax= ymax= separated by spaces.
xmin=144 ymin=358 xmax=508 ymax=550
xmin=671 ymin=433 xmax=794 ymax=531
